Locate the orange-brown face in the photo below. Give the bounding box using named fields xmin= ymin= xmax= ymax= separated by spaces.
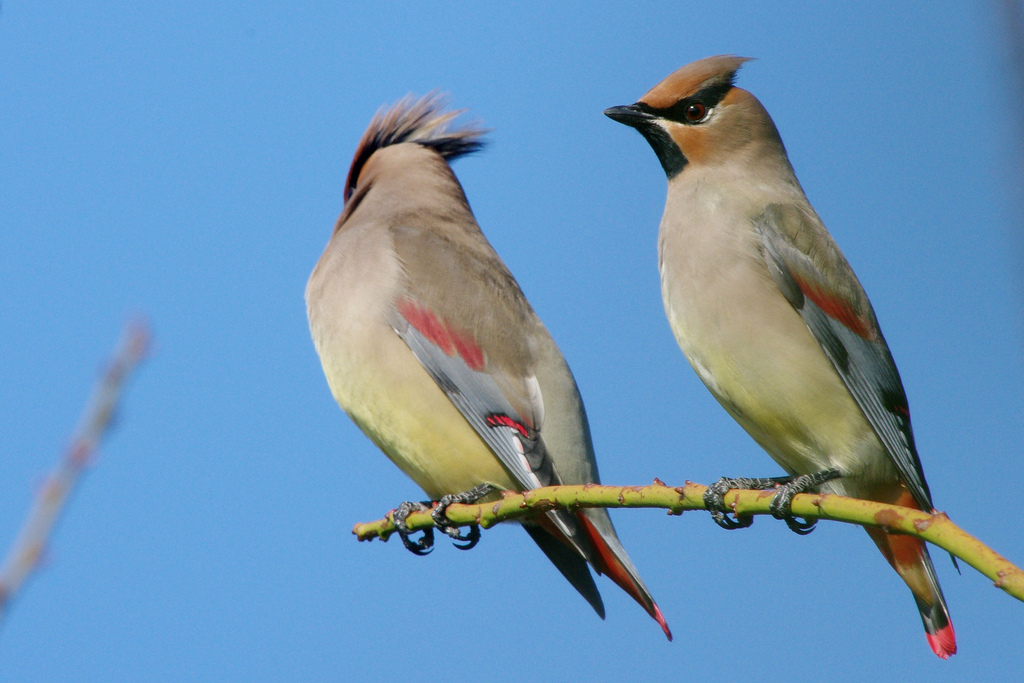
xmin=605 ymin=55 xmax=776 ymax=176
xmin=647 ymin=87 xmax=775 ymax=166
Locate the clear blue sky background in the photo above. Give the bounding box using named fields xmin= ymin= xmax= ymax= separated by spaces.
xmin=1 ymin=3 xmax=1022 ymax=681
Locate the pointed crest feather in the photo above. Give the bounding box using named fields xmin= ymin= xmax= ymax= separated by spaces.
xmin=640 ymin=55 xmax=752 ymax=109
xmin=344 ymin=92 xmax=488 ymax=201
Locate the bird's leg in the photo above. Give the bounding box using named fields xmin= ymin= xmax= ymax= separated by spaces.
xmin=431 ymin=483 xmax=495 ymax=550
xmin=393 ymin=500 xmax=435 ymax=555
xmin=768 ymin=468 xmax=842 ymax=535
xmin=703 ymin=476 xmax=791 ymax=530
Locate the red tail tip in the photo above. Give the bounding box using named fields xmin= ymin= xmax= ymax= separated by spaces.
xmin=926 ymin=623 xmax=956 ymax=659
xmin=575 ymin=513 xmax=672 ymax=640
xmin=653 ymin=603 xmax=672 ymax=641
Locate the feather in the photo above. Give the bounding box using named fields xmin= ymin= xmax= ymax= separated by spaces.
xmin=756 ymin=203 xmax=933 ymax=511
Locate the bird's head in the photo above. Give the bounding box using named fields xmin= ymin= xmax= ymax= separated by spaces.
xmin=605 ymin=55 xmax=784 ymax=178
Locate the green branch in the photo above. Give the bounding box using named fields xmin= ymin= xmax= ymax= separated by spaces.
xmin=352 ymin=480 xmax=1024 ymax=603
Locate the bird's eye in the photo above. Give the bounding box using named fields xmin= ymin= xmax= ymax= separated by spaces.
xmin=684 ymin=102 xmax=709 ymax=123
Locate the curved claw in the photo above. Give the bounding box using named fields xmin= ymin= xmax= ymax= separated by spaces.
xmin=393 ymin=501 xmax=435 ymax=555
xmin=430 ymin=483 xmax=494 ymax=550
xmin=782 ymin=516 xmax=818 ymax=535
xmin=704 ymin=481 xmax=753 ymax=530
xmin=433 ymin=511 xmax=481 ymax=548
xmin=400 ymin=529 xmax=435 ymax=555
xmin=767 ymin=468 xmax=842 ymax=536
xmin=769 ymin=487 xmax=818 ymax=535
xmin=708 ymin=507 xmax=754 ymax=530
xmin=703 ymin=476 xmax=781 ymax=530
xmin=448 ymin=524 xmax=481 ymax=550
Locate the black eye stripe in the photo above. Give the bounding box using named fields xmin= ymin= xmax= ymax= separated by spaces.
xmin=639 ymin=79 xmax=734 ymax=125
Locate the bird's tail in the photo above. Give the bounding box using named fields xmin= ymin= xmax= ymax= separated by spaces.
xmin=523 ymin=520 xmax=606 ymax=618
xmin=576 ymin=509 xmax=672 ymax=641
xmin=864 ymin=491 xmax=956 ymax=659
xmin=529 ymin=509 xmax=671 ymax=640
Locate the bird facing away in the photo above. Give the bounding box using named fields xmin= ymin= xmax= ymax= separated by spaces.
xmin=604 ymin=56 xmax=954 ymax=658
xmin=306 ymin=94 xmax=670 ymax=639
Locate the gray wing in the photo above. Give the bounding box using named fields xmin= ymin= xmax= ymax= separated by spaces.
xmin=756 ymin=203 xmax=933 ymax=510
xmin=389 ymin=303 xmax=554 ymax=490
xmin=387 ymin=301 xmax=597 ymax=563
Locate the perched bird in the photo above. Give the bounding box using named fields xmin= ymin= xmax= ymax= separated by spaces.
xmin=307 ymin=94 xmax=670 ymax=639
xmin=605 ymin=56 xmax=954 ymax=657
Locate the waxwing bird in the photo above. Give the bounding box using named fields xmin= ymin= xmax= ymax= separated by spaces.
xmin=605 ymin=56 xmax=954 ymax=658
xmin=307 ymin=94 xmax=670 ymax=639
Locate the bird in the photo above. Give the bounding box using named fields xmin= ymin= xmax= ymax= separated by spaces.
xmin=306 ymin=93 xmax=670 ymax=639
xmin=604 ymin=55 xmax=954 ymax=658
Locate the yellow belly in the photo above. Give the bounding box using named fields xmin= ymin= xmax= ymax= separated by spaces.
xmin=315 ymin=318 xmax=518 ymax=501
xmin=306 ymin=224 xmax=517 ymax=501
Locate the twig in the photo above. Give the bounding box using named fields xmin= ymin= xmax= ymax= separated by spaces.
xmin=352 ymin=480 xmax=1024 ymax=603
xmin=0 ymin=319 xmax=152 ymax=620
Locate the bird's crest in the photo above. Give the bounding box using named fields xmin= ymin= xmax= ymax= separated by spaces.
xmin=641 ymin=55 xmax=751 ymax=109
xmin=345 ymin=93 xmax=487 ymax=201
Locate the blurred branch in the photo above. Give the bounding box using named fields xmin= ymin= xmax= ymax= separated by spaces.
xmin=0 ymin=319 xmax=151 ymax=621
xmin=353 ymin=480 xmax=1024 ymax=603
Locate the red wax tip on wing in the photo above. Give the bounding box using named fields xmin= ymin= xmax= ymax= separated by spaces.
xmin=397 ymin=299 xmax=486 ymax=371
xmin=486 ymin=414 xmax=529 ymax=438
xmin=793 ymin=276 xmax=873 ymax=340
xmin=577 ymin=514 xmax=672 ymax=640
xmin=926 ymin=623 xmax=957 ymax=659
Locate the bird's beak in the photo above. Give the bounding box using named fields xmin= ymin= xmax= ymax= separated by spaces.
xmin=603 ymin=104 xmax=654 ymax=128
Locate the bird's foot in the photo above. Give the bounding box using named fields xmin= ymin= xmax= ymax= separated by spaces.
xmin=431 ymin=483 xmax=495 ymax=550
xmin=768 ymin=468 xmax=842 ymax=535
xmin=393 ymin=501 xmax=435 ymax=555
xmin=703 ymin=476 xmax=788 ymax=529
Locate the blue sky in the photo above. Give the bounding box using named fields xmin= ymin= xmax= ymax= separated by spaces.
xmin=1 ymin=2 xmax=1022 ymax=681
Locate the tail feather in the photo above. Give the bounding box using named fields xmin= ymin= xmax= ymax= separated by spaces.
xmin=916 ymin=593 xmax=956 ymax=659
xmin=528 ymin=509 xmax=671 ymax=640
xmin=865 ymin=496 xmax=956 ymax=659
xmin=577 ymin=510 xmax=672 ymax=641
xmin=523 ymin=521 xmax=604 ymax=618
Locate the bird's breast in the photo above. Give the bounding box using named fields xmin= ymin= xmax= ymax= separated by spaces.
xmin=306 ymin=223 xmax=517 ymax=498
xmin=656 ymin=183 xmax=883 ymax=483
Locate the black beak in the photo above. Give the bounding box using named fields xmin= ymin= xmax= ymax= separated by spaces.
xmin=603 ymin=104 xmax=654 ymax=128
xmin=603 ymin=103 xmax=686 ymax=179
